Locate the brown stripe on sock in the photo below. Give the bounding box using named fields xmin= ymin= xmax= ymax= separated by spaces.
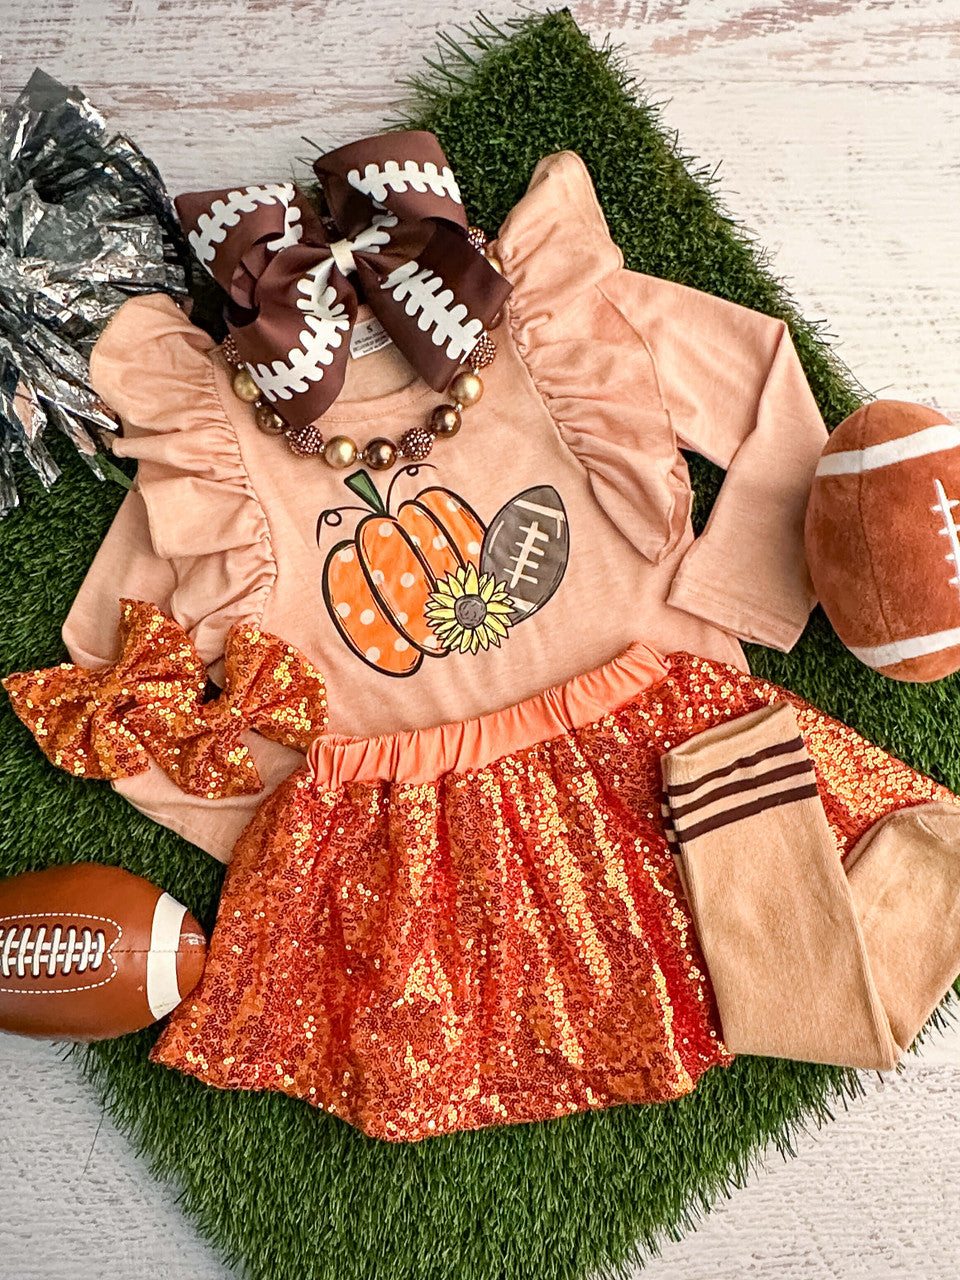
xmin=669 ymin=758 xmax=816 ymax=820
xmin=674 ymin=782 xmax=822 ymax=843
xmin=660 ymin=801 xmax=678 ymax=844
xmin=666 ymin=735 xmax=807 ymax=798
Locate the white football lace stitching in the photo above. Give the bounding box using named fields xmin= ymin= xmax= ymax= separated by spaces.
xmin=933 ymin=477 xmax=960 ymax=604
xmin=247 ymin=268 xmax=348 ymax=403
xmin=344 ymin=211 xmax=398 ymax=257
xmin=346 ymin=160 xmax=462 ymax=205
xmin=0 ymin=913 xmax=119 ymax=994
xmin=188 ymin=183 xmax=304 ymax=267
xmin=246 ymin=212 xmax=398 ymax=404
xmin=503 ymin=498 xmax=567 ymax=595
xmin=380 ymin=261 xmax=483 ymax=362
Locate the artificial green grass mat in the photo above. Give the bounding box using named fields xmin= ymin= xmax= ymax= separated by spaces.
xmin=2 ymin=9 xmax=957 ymax=1280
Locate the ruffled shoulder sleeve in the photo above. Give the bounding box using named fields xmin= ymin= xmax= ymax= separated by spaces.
xmin=491 ymin=154 xmax=826 ymax=652
xmin=495 ymin=150 xmax=624 ymax=308
xmin=90 ymin=294 xmax=275 ymax=663
xmin=491 ymin=152 xmax=692 ymax=565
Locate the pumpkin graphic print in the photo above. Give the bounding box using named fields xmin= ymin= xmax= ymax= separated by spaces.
xmin=318 ymin=467 xmax=569 ymax=676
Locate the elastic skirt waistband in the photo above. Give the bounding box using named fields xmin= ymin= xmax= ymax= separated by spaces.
xmin=306 ymin=641 xmax=671 ymax=787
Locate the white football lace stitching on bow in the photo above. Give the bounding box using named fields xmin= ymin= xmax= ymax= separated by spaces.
xmin=326 ymin=210 xmax=399 ymax=275
xmin=345 ymin=160 xmax=462 ymax=205
xmin=189 ymin=183 xmax=304 ymax=267
xmin=381 ymin=260 xmax=484 ymax=361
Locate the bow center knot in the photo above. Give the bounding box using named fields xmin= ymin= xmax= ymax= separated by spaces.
xmin=328 ymin=236 xmax=358 ymax=277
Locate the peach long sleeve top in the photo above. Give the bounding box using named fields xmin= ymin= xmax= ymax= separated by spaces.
xmin=62 ymin=150 xmax=828 ymax=861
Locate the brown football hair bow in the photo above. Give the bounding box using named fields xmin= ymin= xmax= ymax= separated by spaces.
xmin=175 ymin=131 xmax=512 ymax=430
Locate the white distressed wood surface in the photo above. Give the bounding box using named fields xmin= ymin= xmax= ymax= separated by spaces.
xmin=2 ymin=0 xmax=960 ymax=1277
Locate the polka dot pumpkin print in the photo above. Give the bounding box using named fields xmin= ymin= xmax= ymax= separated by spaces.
xmin=320 ymin=468 xmax=487 ymax=676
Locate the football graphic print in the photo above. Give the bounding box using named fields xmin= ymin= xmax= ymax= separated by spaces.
xmin=480 ymin=485 xmax=569 ymax=620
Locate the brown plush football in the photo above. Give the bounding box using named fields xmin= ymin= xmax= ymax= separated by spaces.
xmin=805 ymin=400 xmax=960 ymax=681
xmin=0 ymin=863 xmax=206 ymax=1040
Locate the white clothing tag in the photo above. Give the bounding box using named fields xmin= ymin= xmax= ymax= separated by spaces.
xmin=349 ymin=316 xmax=393 ymax=358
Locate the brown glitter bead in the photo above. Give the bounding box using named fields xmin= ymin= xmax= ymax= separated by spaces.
xmin=286 ymin=425 xmax=325 ymax=456
xmin=467 ymin=225 xmax=488 ymax=251
xmin=222 ymin=335 xmax=241 ymax=365
xmin=430 ymin=405 xmax=461 ymax=438
xmin=399 ymin=426 xmax=435 ymax=460
xmin=469 ymin=332 xmax=496 ymax=372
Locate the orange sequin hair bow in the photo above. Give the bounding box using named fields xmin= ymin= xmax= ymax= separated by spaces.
xmin=2 ymin=600 xmax=328 ymax=798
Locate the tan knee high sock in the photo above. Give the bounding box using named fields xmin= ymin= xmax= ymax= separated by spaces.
xmin=845 ymin=802 xmax=960 ymax=1051
xmin=660 ymin=700 xmax=951 ymax=1071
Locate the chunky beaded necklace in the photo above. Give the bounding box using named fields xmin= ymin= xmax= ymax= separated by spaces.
xmin=222 ymin=227 xmax=502 ymax=472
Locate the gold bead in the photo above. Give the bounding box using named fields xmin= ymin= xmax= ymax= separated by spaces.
xmin=232 ymin=368 xmax=261 ymax=402
xmin=430 ymin=404 xmax=462 ymax=438
xmin=323 ymin=435 xmax=359 ymax=468
xmin=484 ymin=252 xmax=503 ymax=275
xmin=449 ymin=371 xmax=483 ymax=408
xmin=255 ymin=404 xmax=285 ymax=434
xmin=363 ymin=437 xmax=398 ymax=470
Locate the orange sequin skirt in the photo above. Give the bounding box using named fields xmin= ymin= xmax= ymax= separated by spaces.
xmin=151 ymin=645 xmax=947 ymax=1141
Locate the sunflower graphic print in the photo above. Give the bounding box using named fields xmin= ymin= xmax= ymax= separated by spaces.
xmin=425 ymin=565 xmax=515 ymax=653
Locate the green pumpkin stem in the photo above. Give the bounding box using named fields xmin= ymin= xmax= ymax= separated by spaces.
xmin=344 ymin=469 xmax=387 ymax=514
